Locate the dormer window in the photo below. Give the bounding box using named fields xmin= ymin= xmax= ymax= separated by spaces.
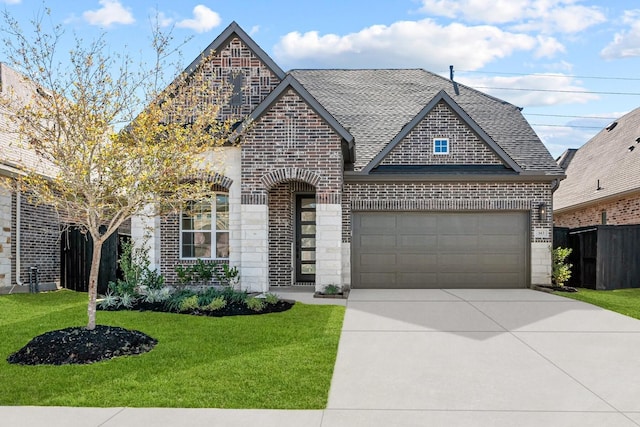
xmin=433 ymin=138 xmax=449 ymax=155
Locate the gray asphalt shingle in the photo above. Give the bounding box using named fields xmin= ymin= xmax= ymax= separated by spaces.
xmin=291 ymin=69 xmax=563 ymax=175
xmin=554 ymin=107 xmax=640 ymax=211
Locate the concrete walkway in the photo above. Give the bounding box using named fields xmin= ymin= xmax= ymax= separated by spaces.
xmin=3 ymin=289 xmax=640 ymax=426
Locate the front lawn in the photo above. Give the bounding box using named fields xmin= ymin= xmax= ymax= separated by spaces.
xmin=557 ymin=288 xmax=640 ymax=320
xmin=0 ymin=290 xmax=345 ymax=408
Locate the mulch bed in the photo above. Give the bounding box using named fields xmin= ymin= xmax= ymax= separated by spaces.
xmin=7 ymin=300 xmax=295 ymax=366
xmin=7 ymin=325 xmax=157 ymax=366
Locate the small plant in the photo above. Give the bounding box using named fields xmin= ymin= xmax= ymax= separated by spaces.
xmin=142 ymin=287 xmax=172 ymax=304
xmin=175 ymin=264 xmax=193 ymax=285
xmin=98 ymin=292 xmax=120 ymax=309
xmin=552 ymin=247 xmax=573 ymax=286
xmin=245 ymin=297 xmax=265 ymax=312
xmin=214 ymin=264 xmax=240 ymax=288
xmin=179 ymin=295 xmax=201 ymax=312
xmin=203 ymin=296 xmax=227 ymax=312
xmin=323 ymin=284 xmax=341 ymax=295
xmin=119 ymin=293 xmax=137 ymax=309
xmin=264 ymin=293 xmax=279 ymax=305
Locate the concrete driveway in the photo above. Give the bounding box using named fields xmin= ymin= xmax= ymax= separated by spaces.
xmin=4 ymin=288 xmax=640 ymax=426
xmin=324 ymin=288 xmax=640 ymax=426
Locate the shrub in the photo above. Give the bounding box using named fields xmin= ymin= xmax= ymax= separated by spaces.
xmin=322 ymin=284 xmax=341 ymax=295
xmin=203 ymin=297 xmax=227 ymax=312
xmin=98 ymin=292 xmax=120 ymax=309
xmin=142 ymin=287 xmax=172 ymax=304
xmin=179 ymin=295 xmax=201 ymax=312
xmin=214 ymin=264 xmax=240 ymax=288
xmin=164 ymin=290 xmax=197 ymax=312
xmin=552 ymin=247 xmax=573 ymax=286
xmin=245 ymin=297 xmax=265 ymax=312
xmin=264 ymin=293 xmax=279 ymax=305
xmin=119 ymin=293 xmax=137 ymax=309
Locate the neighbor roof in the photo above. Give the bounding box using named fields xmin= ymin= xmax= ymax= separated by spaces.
xmin=554 ymin=107 xmax=640 ymax=211
xmin=290 ymin=69 xmax=564 ymax=175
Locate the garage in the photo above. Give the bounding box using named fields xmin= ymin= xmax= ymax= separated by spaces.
xmin=352 ymin=212 xmax=529 ymax=289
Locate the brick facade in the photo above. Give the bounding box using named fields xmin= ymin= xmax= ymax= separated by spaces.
xmin=381 ymin=102 xmax=503 ymax=166
xmin=554 ymin=192 xmax=640 ymax=228
xmin=9 ymin=189 xmax=60 ymax=290
xmin=343 ymin=182 xmax=553 ymax=244
xmin=194 ymin=37 xmax=281 ymax=121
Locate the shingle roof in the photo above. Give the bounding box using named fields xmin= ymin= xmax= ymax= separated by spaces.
xmin=554 ymin=107 xmax=640 ymax=211
xmin=290 ymin=69 xmax=563 ymax=175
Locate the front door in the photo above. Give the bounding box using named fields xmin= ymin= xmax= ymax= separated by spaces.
xmin=296 ymin=195 xmax=316 ymax=283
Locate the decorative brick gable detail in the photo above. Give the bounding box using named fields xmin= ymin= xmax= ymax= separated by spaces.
xmin=183 ymin=171 xmax=233 ymax=189
xmin=343 ymin=181 xmax=553 ymax=243
xmin=241 ymin=89 xmax=343 ymax=203
xmin=380 ymin=101 xmax=504 ymax=166
xmin=194 ymin=37 xmax=281 ymax=120
xmin=554 ymin=193 xmax=640 ymax=228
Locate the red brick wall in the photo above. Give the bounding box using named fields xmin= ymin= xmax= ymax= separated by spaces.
xmin=554 ymin=193 xmax=640 ymax=228
xmin=11 ymin=191 xmax=60 ymax=287
xmin=381 ymin=101 xmax=503 ymax=166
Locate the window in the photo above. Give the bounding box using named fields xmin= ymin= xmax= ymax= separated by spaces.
xmin=181 ymin=194 xmax=229 ymax=259
xmin=601 ymin=210 xmax=607 ymax=225
xmin=433 ymin=138 xmax=449 ymax=154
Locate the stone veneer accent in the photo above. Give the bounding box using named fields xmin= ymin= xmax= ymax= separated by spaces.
xmin=381 ymin=101 xmax=504 ymax=166
xmin=554 ymin=192 xmax=640 ymax=228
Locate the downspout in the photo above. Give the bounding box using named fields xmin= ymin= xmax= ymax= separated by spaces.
xmin=10 ymin=186 xmax=25 ymax=293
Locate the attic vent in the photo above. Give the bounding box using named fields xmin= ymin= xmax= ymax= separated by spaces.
xmin=606 ymin=121 xmax=618 ymax=131
xmin=629 ymin=146 xmax=635 ymax=152
xmin=636 ymin=137 xmax=640 ymax=143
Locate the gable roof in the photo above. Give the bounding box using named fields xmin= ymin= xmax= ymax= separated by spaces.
xmin=244 ymin=74 xmax=355 ymax=162
xmin=554 ymin=107 xmax=640 ymax=211
xmin=362 ymin=89 xmax=522 ymax=173
xmin=290 ymin=69 xmax=564 ymax=175
xmin=183 ymin=21 xmax=285 ymax=79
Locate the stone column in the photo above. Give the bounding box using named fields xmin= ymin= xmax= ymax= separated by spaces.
xmin=239 ymin=203 xmax=269 ymax=292
xmin=315 ymin=203 xmax=342 ymax=292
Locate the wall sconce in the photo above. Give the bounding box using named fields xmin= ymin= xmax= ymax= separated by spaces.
xmin=538 ymin=203 xmax=547 ymax=221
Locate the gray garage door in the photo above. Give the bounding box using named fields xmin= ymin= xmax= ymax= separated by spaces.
xmin=352 ymin=212 xmax=528 ymax=289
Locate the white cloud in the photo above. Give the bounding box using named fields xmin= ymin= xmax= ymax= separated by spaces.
xmin=458 ymin=74 xmax=599 ymax=108
xmin=0 ymin=0 xmax=21 ymax=4
xmin=176 ymin=5 xmax=221 ymax=33
xmin=420 ymin=0 xmax=606 ymax=34
xmin=82 ymin=0 xmax=135 ymax=27
xmin=156 ymin=11 xmax=174 ymax=28
xmin=250 ymin=25 xmax=261 ymax=36
xmin=534 ymin=35 xmax=565 ymax=58
xmin=275 ymin=19 xmax=538 ymax=70
xmin=600 ymin=10 xmax=640 ymax=59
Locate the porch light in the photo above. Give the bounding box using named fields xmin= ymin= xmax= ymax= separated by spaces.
xmin=538 ymin=203 xmax=547 ymax=221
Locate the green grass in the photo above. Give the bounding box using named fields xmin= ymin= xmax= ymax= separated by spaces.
xmin=0 ymin=290 xmax=345 ymax=408
xmin=558 ymin=288 xmax=640 ymax=320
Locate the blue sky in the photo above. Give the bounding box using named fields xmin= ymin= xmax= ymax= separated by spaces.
xmin=2 ymin=0 xmax=639 ymax=158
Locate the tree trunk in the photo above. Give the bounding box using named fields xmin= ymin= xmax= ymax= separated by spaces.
xmin=87 ymin=238 xmax=103 ymax=330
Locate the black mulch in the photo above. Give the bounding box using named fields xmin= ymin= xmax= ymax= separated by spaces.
xmin=125 ymin=299 xmax=295 ymax=317
xmin=7 ymin=325 xmax=157 ymax=366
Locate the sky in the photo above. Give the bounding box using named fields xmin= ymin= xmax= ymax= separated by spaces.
xmin=1 ymin=0 xmax=639 ymax=158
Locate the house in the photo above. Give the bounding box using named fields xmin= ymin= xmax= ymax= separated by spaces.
xmin=0 ymin=63 xmax=60 ymax=294
xmin=554 ymin=107 xmax=640 ymax=228
xmin=133 ymin=22 xmax=565 ymax=292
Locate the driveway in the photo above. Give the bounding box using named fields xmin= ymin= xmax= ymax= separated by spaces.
xmin=324 ymin=289 xmax=640 ymax=426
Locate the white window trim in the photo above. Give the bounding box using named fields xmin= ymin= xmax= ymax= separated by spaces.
xmin=433 ymin=138 xmax=449 ymax=155
xmin=179 ymin=194 xmax=229 ymax=260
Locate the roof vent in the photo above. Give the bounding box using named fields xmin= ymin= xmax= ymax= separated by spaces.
xmin=629 ymin=146 xmax=635 ymax=152
xmin=606 ymin=121 xmax=618 ymax=131
xmin=597 ymin=179 xmax=602 ymax=191
xmin=636 ymin=137 xmax=640 ymax=143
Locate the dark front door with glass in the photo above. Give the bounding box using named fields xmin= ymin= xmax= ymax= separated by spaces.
xmin=296 ymin=195 xmax=316 ymax=282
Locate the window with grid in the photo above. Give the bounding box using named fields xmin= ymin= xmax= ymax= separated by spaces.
xmin=181 ymin=194 xmax=229 ymax=259
xmin=433 ymin=138 xmax=449 ymax=154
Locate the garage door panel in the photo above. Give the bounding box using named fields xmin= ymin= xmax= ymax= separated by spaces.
xmin=360 ymin=234 xmax=397 ymax=248
xmin=399 ymin=234 xmax=437 ymax=248
xmin=352 ymin=212 xmax=528 ymax=289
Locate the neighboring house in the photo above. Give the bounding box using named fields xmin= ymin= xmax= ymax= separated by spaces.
xmin=0 ymin=63 xmax=60 ymax=294
xmin=554 ymin=107 xmax=640 ymax=228
xmin=134 ymin=22 xmax=564 ymax=292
